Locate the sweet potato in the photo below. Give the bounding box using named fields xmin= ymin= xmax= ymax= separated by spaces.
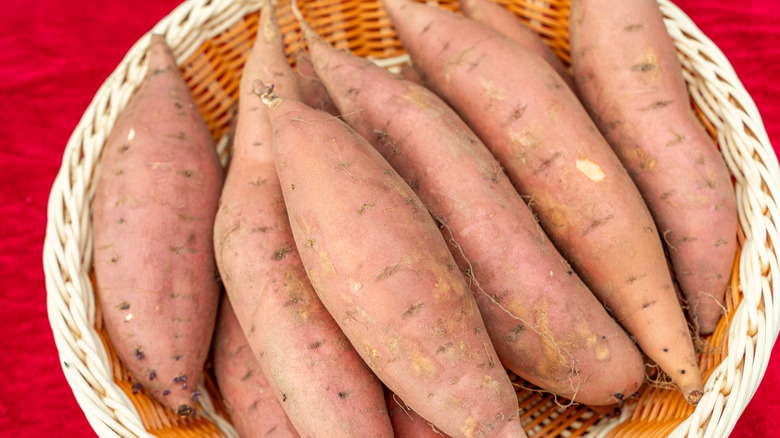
xmin=569 ymin=0 xmax=738 ymax=335
xmin=213 ymin=2 xmax=393 ymax=436
xmin=298 ymin=21 xmax=643 ymax=406
xmin=385 ymin=387 xmax=450 ymax=438
xmin=261 ymin=92 xmax=525 ymax=437
xmin=213 ymin=295 xmax=300 ymax=438
xmin=380 ymin=0 xmax=703 ymax=404
xmin=92 ymin=34 xmax=223 ymax=416
xmin=293 ymin=51 xmax=340 ymax=116
xmin=457 ymin=0 xmax=576 ymax=92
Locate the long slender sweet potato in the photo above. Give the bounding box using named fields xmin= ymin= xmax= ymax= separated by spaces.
xmin=298 ymin=20 xmax=644 ymax=406
xmin=293 ymin=51 xmax=340 ymax=116
xmin=262 ymin=91 xmax=525 ymax=437
xmin=213 ymin=295 xmax=300 ymax=438
xmin=569 ymin=0 xmax=737 ymax=335
xmin=92 ymin=34 xmax=223 ymax=416
xmin=457 ymin=0 xmax=576 ymax=92
xmin=213 ymin=2 xmax=393 ymax=436
xmin=385 ymin=387 xmax=450 ymax=438
xmin=380 ymin=0 xmax=703 ymax=404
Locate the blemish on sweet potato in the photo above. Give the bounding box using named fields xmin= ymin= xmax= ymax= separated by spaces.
xmin=376 ymin=264 xmax=400 ymax=280
xmin=581 ymin=214 xmax=615 ymax=236
xmin=624 ymin=24 xmax=644 ymax=32
xmin=272 ymin=245 xmax=292 ymax=260
xmin=402 ymin=303 xmax=425 ymax=319
xmin=639 ymin=100 xmax=674 ymax=111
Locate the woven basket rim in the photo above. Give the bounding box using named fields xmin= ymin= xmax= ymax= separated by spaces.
xmin=42 ymin=0 xmax=780 ymax=437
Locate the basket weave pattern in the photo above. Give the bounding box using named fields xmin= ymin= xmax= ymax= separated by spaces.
xmin=43 ymin=0 xmax=779 ymax=437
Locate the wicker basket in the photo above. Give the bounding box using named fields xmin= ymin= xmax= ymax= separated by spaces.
xmin=43 ymin=0 xmax=779 ymax=436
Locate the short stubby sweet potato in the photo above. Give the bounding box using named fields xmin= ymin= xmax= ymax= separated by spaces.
xmin=457 ymin=0 xmax=576 ymax=92
xmin=213 ymin=2 xmax=394 ymax=436
xmin=569 ymin=0 xmax=738 ymax=335
xmin=264 ymin=92 xmax=525 ymax=437
xmin=92 ymin=34 xmax=223 ymax=416
xmin=298 ymin=21 xmax=644 ymax=406
xmin=213 ymin=295 xmax=300 ymax=438
xmin=381 ymin=0 xmax=703 ymax=404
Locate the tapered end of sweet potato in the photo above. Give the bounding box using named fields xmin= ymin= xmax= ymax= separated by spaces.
xmin=177 ymin=403 xmax=195 ymax=417
xmin=685 ymin=389 xmax=703 ymax=406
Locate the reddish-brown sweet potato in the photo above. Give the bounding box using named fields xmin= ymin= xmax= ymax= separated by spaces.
xmin=381 ymin=0 xmax=703 ymax=404
xmin=263 ymin=92 xmax=525 ymax=437
xmin=457 ymin=0 xmax=576 ymax=92
xmin=293 ymin=51 xmax=340 ymax=116
xmin=213 ymin=2 xmax=393 ymax=436
xmin=569 ymin=0 xmax=738 ymax=335
xmin=385 ymin=387 xmax=450 ymax=438
xmin=298 ymin=20 xmax=644 ymax=406
xmin=213 ymin=295 xmax=300 ymax=438
xmin=92 ymin=34 xmax=223 ymax=416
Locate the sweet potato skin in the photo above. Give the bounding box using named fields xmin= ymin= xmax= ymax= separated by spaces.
xmin=301 ymin=26 xmax=644 ymax=406
xmin=213 ymin=3 xmax=394 ymax=436
xmin=381 ymin=0 xmax=703 ymax=404
xmin=268 ymin=95 xmax=525 ymax=437
xmin=385 ymin=388 xmax=450 ymax=438
xmin=213 ymin=295 xmax=300 ymax=438
xmin=569 ymin=0 xmax=737 ymax=335
xmin=92 ymin=34 xmax=223 ymax=416
xmin=457 ymin=0 xmax=576 ymax=92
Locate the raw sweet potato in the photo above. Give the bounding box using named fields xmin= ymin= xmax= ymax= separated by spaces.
xmin=262 ymin=92 xmax=525 ymax=437
xmin=380 ymin=0 xmax=703 ymax=404
xmin=92 ymin=34 xmax=223 ymax=416
xmin=298 ymin=20 xmax=644 ymax=406
xmin=213 ymin=2 xmax=393 ymax=436
xmin=213 ymin=295 xmax=300 ymax=438
xmin=457 ymin=0 xmax=576 ymax=92
xmin=569 ymin=0 xmax=737 ymax=335
xmin=293 ymin=51 xmax=340 ymax=116
xmin=385 ymin=387 xmax=450 ymax=438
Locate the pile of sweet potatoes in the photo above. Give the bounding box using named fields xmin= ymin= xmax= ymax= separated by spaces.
xmin=91 ymin=0 xmax=738 ymax=436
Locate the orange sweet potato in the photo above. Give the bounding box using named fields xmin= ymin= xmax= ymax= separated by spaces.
xmin=213 ymin=295 xmax=300 ymax=438
xmin=262 ymin=91 xmax=525 ymax=437
xmin=92 ymin=34 xmax=223 ymax=416
xmin=298 ymin=21 xmax=644 ymax=406
xmin=213 ymin=2 xmax=393 ymax=436
xmin=381 ymin=0 xmax=703 ymax=404
xmin=569 ymin=0 xmax=738 ymax=335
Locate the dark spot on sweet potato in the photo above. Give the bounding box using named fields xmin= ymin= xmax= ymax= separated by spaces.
xmin=192 ymin=391 xmax=201 ymax=400
xmin=174 ymin=101 xmax=183 ymax=109
xmin=135 ymin=349 xmax=144 ymax=360
xmin=164 ymin=131 xmax=187 ymax=140
xmin=422 ymin=21 xmax=432 ymax=34
xmin=581 ymin=214 xmax=614 ymax=236
xmin=114 ymin=168 xmax=124 ymax=176
xmin=358 ymin=203 xmax=375 ymax=214
xmin=624 ymin=24 xmax=644 ymax=32
xmin=308 ymin=340 xmax=325 ymax=350
xmin=402 ymin=303 xmax=424 ymax=319
xmin=714 ymin=238 xmax=729 ymax=247
xmin=249 ymin=400 xmax=259 ymax=410
xmin=273 ymin=245 xmax=292 ymax=260
xmin=436 ymin=342 xmax=454 ymax=353
xmin=149 ymin=370 xmax=156 ymax=381
xmin=249 ymin=177 xmax=268 ymax=186
xmin=163 ymin=390 xmax=170 ymax=396
xmin=178 ymin=169 xmax=193 ymax=178
xmin=110 ymin=254 xmax=120 ymax=263
xmin=152 ymin=66 xmax=172 ymax=75
xmin=680 ymin=369 xmax=686 ymax=374
xmin=177 ymin=404 xmax=194 ymax=417
xmin=120 ymin=144 xmax=131 ymax=153
xmin=631 ymin=62 xmax=656 ymax=72
xmin=132 ymin=383 xmax=142 ymax=394
xmin=534 ymin=151 xmax=562 ymax=175
xmin=282 ymin=394 xmax=287 ymax=402
xmin=639 ymin=100 xmax=674 ymax=111
xmin=118 ymin=301 xmax=130 ymax=311
xmin=663 ymin=348 xmax=669 ymax=352
xmin=626 ymin=273 xmax=647 ymax=284
xmin=376 ymin=264 xmax=400 ymax=280
xmin=338 ymin=391 xmax=351 ymax=399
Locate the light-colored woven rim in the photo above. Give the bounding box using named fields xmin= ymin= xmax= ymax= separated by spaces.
xmin=42 ymin=0 xmax=779 ymax=437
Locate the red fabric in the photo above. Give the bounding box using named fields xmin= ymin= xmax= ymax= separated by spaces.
xmin=0 ymin=0 xmax=776 ymax=436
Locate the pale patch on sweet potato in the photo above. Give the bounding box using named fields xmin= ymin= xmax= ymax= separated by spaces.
xmin=576 ymin=158 xmax=606 ymax=181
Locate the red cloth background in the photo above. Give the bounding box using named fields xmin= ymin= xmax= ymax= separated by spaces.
xmin=0 ymin=0 xmax=777 ymax=436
